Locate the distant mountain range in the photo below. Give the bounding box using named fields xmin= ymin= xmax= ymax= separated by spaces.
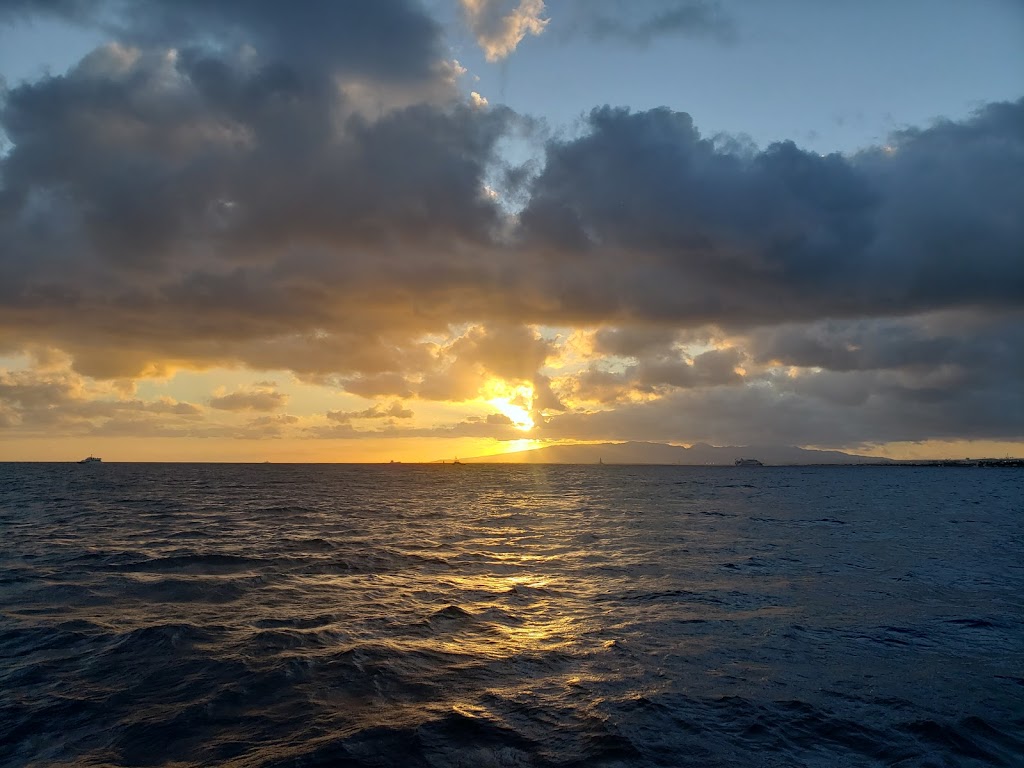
xmin=467 ymin=441 xmax=890 ymax=465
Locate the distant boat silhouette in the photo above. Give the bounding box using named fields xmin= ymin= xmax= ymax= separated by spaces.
xmin=78 ymin=456 xmax=102 ymax=464
xmin=452 ymin=458 xmax=463 ymax=465
xmin=734 ymin=458 xmax=763 ymax=467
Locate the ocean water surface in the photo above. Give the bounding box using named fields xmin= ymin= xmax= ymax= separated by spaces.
xmin=1 ymin=463 xmax=1022 ymax=767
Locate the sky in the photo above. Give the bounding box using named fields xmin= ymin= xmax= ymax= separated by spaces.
xmin=0 ymin=0 xmax=1021 ymax=462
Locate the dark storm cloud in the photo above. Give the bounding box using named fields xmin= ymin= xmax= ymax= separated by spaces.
xmin=748 ymin=313 xmax=1024 ymax=374
xmin=520 ymin=100 xmax=1024 ymax=326
xmin=541 ymin=362 xmax=1024 ymax=447
xmin=0 ymin=44 xmax=505 ymax=270
xmin=571 ymin=346 xmax=743 ymax=403
xmin=0 ymin=0 xmax=102 ymax=24
xmin=0 ymin=35 xmax=517 ymax=376
xmin=567 ymin=309 xmax=1024 ymax=444
xmin=592 ymin=327 xmax=680 ymax=358
xmin=638 ymin=347 xmax=743 ymax=389
xmin=0 ymin=0 xmax=445 ymax=82
xmin=3 ymin=36 xmax=1021 ymax=374
xmin=752 ymin=312 xmax=1024 ymax=438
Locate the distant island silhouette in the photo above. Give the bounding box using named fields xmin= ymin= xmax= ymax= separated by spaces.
xmin=463 ymin=442 xmax=890 ymax=465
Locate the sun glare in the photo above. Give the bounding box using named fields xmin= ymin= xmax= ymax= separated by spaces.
xmin=482 ymin=380 xmax=535 ymax=431
xmin=492 ymin=399 xmax=535 ymax=431
xmin=503 ymin=438 xmax=542 ymax=454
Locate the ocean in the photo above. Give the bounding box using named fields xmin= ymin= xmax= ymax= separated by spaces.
xmin=1 ymin=463 xmax=1022 ymax=767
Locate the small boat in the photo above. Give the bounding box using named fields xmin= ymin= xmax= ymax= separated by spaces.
xmin=78 ymin=456 xmax=102 ymax=464
xmin=452 ymin=458 xmax=463 ymax=465
xmin=734 ymin=458 xmax=763 ymax=467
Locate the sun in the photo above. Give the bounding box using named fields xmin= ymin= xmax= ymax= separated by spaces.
xmin=482 ymin=380 xmax=535 ymax=431
xmin=491 ymin=397 xmax=535 ymax=431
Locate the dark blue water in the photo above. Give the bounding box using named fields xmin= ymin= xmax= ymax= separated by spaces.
xmin=1 ymin=464 xmax=1022 ymax=767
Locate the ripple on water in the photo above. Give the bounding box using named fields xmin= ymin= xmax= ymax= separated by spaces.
xmin=1 ymin=463 xmax=1022 ymax=767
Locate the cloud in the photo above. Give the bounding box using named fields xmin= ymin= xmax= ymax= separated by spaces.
xmin=460 ymin=0 xmax=548 ymax=62
xmin=555 ymin=0 xmax=735 ymax=46
xmin=327 ymin=401 xmax=414 ymax=423
xmin=538 ymin=363 xmax=1024 ymax=448
xmin=0 ymin=0 xmax=447 ymax=84
xmin=209 ymin=384 xmax=287 ymax=412
xmin=0 ymin=4 xmax=1021 ymax=452
xmin=0 ymin=36 xmax=517 ymax=379
xmin=308 ymin=415 xmax=527 ymax=441
xmin=234 ymin=413 xmax=299 ymax=438
xmin=747 ymin=313 xmax=1024 ymax=374
xmin=340 ymin=373 xmax=416 ymax=399
xmin=0 ymin=0 xmax=103 ymax=25
xmin=569 ymin=346 xmax=744 ymax=404
xmin=5 ymin=29 xmax=1019 ymax=381
xmin=328 ymin=324 xmax=555 ymax=405
xmin=447 ymin=324 xmax=553 ymax=384
xmin=637 ymin=347 xmax=744 ymax=389
xmin=0 ymin=366 xmax=204 ymax=433
xmin=458 ymin=0 xmax=732 ymax=60
xmin=537 ymin=309 xmax=1024 ymax=446
xmin=531 ymin=373 xmax=565 ymax=412
xmin=520 ymin=101 xmax=1024 ymax=326
xmin=592 ymin=327 xmax=681 ymax=358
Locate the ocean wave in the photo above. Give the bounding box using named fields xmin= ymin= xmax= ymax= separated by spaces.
xmin=2 ymin=463 xmax=1022 ymax=767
